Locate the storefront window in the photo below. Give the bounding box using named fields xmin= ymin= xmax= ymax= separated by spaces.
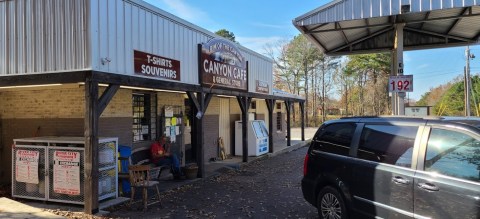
xmin=276 ymin=112 xmax=282 ymax=131
xmin=132 ymin=93 xmax=157 ymax=142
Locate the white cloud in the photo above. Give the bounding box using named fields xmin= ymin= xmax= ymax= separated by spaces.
xmin=237 ymin=36 xmax=284 ymax=55
xmin=417 ymin=64 xmax=430 ymax=69
xmin=151 ymin=0 xmax=214 ymax=26
xmin=252 ymin=22 xmax=287 ymax=29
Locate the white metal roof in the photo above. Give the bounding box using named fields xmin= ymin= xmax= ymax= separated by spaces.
xmin=294 ymin=0 xmax=480 ymax=55
xmin=273 ymin=88 xmax=305 ymax=100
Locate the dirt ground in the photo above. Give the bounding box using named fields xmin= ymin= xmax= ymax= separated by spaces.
xmin=106 ymin=147 xmax=317 ymax=219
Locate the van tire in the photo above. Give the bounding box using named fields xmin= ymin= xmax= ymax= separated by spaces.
xmin=317 ymin=186 xmax=348 ymax=219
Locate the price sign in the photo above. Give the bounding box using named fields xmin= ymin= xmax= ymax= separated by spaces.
xmin=389 ymin=75 xmax=413 ymax=92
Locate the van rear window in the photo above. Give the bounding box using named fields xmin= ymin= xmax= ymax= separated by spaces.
xmin=314 ymin=123 xmax=356 ymax=156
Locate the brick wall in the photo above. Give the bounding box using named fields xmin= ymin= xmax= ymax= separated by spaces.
xmin=205 ymin=97 xmax=219 ymax=115
xmin=0 ymin=85 xmax=133 ymax=183
xmin=0 ymin=85 xmax=132 ymax=119
xmin=203 ymin=115 xmax=219 ymax=161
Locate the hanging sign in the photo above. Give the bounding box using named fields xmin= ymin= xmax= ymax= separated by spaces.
xmin=134 ymin=50 xmax=181 ymax=81
xmin=389 ymin=75 xmax=413 ymax=92
xmin=200 ymin=38 xmax=248 ymax=91
xmin=256 ymin=80 xmax=269 ymax=94
xmin=53 ymin=151 xmax=81 ymax=195
xmin=15 ymin=150 xmax=39 ymax=184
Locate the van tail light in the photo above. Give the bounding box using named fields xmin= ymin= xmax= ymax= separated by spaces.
xmin=303 ymin=153 xmax=309 ymax=176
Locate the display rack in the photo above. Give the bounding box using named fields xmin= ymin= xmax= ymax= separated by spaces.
xmin=12 ymin=136 xmax=118 ymax=205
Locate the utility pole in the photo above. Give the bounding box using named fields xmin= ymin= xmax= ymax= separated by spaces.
xmin=465 ymin=46 xmax=474 ymax=117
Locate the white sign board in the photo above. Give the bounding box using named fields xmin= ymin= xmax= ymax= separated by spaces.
xmin=15 ymin=150 xmax=39 ymax=184
xmin=53 ymin=151 xmax=81 ymax=195
xmin=389 ymin=75 xmax=413 ymax=92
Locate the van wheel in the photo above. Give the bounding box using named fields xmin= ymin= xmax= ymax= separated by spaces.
xmin=317 ymin=186 xmax=347 ymax=219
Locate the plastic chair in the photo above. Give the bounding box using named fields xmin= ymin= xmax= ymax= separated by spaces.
xmin=128 ymin=165 xmax=161 ymax=210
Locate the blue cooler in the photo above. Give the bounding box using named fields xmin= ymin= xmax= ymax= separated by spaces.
xmin=118 ymin=145 xmax=132 ymax=195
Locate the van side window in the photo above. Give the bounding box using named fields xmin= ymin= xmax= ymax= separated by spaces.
xmin=314 ymin=123 xmax=356 ymax=156
xmin=425 ymin=129 xmax=480 ymax=182
xmin=358 ymin=125 xmax=417 ymax=167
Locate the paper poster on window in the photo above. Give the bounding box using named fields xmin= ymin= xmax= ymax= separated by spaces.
xmin=15 ymin=150 xmax=39 ymax=184
xmin=171 ymin=117 xmax=177 ymax=126
xmin=175 ymin=126 xmax=180 ymax=135
xmin=170 ymin=126 xmax=176 ymax=142
xmin=165 ymin=126 xmax=170 ymax=137
xmin=165 ymin=118 xmax=171 ymax=127
xmin=53 ymin=151 xmax=81 ymax=195
xmin=165 ymin=106 xmax=174 ymax=117
xmin=141 ymin=125 xmax=149 ymax=134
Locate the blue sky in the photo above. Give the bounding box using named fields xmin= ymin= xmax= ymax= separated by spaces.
xmin=144 ymin=0 xmax=480 ymax=101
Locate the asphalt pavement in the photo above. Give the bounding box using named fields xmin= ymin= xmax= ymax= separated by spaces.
xmin=107 ymin=146 xmax=318 ymax=218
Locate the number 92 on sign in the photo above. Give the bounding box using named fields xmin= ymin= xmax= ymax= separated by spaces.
xmin=389 ymin=75 xmax=413 ymax=92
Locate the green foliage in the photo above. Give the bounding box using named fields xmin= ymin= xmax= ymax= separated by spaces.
xmin=215 ymin=29 xmax=236 ymax=43
xmin=416 ymin=92 xmax=431 ymax=106
xmin=433 ymin=75 xmax=480 ymax=116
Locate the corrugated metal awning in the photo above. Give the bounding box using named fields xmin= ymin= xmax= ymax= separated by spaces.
xmin=293 ymin=0 xmax=480 ymax=56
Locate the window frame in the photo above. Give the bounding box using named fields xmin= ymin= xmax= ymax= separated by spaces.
xmin=312 ymin=122 xmax=358 ymax=156
xmin=276 ymin=112 xmax=282 ymax=131
xmin=132 ymin=92 xmax=157 ymax=142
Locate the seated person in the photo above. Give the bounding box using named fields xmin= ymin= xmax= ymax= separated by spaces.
xmin=150 ymin=136 xmax=182 ymax=177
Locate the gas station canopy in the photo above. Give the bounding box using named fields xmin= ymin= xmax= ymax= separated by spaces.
xmin=293 ymin=0 xmax=480 ymax=56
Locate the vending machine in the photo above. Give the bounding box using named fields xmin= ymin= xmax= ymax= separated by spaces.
xmin=235 ymin=120 xmax=269 ymax=156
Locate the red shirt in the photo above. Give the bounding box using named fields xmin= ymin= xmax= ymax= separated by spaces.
xmin=150 ymin=141 xmax=165 ymax=164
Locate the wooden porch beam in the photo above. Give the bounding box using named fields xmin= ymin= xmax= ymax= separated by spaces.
xmin=97 ymin=84 xmax=119 ymax=117
xmin=186 ymin=91 xmax=200 ymax=112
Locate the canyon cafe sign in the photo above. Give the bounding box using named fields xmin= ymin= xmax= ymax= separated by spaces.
xmin=134 ymin=50 xmax=181 ymax=81
xmin=200 ymin=38 xmax=248 ymax=91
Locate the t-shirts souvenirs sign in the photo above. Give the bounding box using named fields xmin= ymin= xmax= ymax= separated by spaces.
xmin=256 ymin=80 xmax=269 ymax=94
xmin=200 ymin=38 xmax=248 ymax=91
xmin=134 ymin=50 xmax=181 ymax=81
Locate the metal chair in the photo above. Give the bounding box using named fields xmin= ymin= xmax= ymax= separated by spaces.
xmin=128 ymin=165 xmax=161 ymax=210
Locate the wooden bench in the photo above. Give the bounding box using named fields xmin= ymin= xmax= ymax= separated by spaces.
xmin=128 ymin=145 xmax=172 ymax=180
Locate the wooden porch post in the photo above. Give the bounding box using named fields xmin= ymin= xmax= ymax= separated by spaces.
xmin=265 ymin=99 xmax=275 ymax=153
xmin=285 ymin=101 xmax=292 ymax=146
xmin=187 ymin=91 xmax=212 ymax=178
xmin=84 ymin=74 xmax=118 ymax=214
xmin=236 ymin=96 xmax=251 ymax=162
xmin=84 ymin=76 xmax=99 ymax=214
xmin=300 ymin=101 xmax=305 ymax=141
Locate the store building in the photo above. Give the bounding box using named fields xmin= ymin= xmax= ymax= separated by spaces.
xmin=0 ymin=0 xmax=305 ymax=213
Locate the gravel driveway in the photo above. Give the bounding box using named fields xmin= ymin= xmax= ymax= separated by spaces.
xmin=106 ymin=146 xmax=317 ymax=219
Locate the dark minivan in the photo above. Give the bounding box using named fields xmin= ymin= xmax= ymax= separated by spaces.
xmin=302 ymin=116 xmax=480 ymax=219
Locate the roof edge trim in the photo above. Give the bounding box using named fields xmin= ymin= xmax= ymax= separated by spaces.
xmin=294 ymin=0 xmax=344 ymax=24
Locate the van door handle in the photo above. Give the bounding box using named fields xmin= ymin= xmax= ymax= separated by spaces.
xmin=418 ymin=182 xmax=439 ymax=192
xmin=392 ymin=176 xmax=409 ymax=185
